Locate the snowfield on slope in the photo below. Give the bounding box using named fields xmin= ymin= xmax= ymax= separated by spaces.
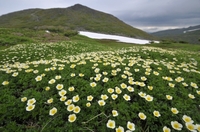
xmin=79 ymin=31 xmax=158 ymax=44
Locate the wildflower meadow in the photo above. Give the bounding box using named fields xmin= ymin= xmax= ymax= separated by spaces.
xmin=0 ymin=40 xmax=200 ymax=132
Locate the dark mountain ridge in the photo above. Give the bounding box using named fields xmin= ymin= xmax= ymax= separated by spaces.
xmin=151 ymin=25 xmax=200 ymax=44
xmin=152 ymin=25 xmax=200 ymax=36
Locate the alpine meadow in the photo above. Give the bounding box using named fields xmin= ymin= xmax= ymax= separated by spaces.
xmin=0 ymin=4 xmax=200 ymax=132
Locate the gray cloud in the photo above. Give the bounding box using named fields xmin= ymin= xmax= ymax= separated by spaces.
xmin=0 ymin=0 xmax=200 ymax=32
xmin=110 ymin=0 xmax=200 ymax=32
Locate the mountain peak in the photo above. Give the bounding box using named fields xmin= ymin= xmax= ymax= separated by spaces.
xmin=69 ymin=4 xmax=89 ymax=10
xmin=73 ymin=3 xmax=85 ymax=7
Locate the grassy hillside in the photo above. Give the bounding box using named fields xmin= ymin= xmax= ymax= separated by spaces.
xmin=0 ymin=33 xmax=200 ymax=131
xmin=0 ymin=4 xmax=153 ymax=39
xmin=0 ymin=28 xmax=78 ymax=46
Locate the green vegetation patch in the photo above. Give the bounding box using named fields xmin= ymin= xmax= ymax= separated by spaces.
xmin=0 ymin=28 xmax=78 ymax=46
xmin=0 ymin=41 xmax=200 ymax=132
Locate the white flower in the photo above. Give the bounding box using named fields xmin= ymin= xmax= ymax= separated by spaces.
xmin=12 ymin=72 xmax=18 ymax=77
xmin=55 ymin=75 xmax=61 ymax=80
xmin=166 ymin=95 xmax=173 ymax=100
xmin=26 ymin=105 xmax=35 ymax=111
xmin=49 ymin=79 xmax=56 ymax=84
xmin=127 ymin=86 xmax=134 ymax=92
xmin=188 ymin=94 xmax=195 ymax=99
xmin=68 ymin=114 xmax=77 ymax=122
xmin=182 ymin=115 xmax=194 ymax=123
xmin=138 ymin=112 xmax=146 ymax=120
xmin=163 ymin=126 xmax=171 ymax=132
xmin=73 ymin=106 xmax=81 ymax=114
xmin=47 ymin=98 xmax=53 ymax=104
xmin=60 ymin=96 xmax=67 ymax=101
xmin=112 ymin=110 xmax=118 ymax=117
xmin=107 ymin=88 xmax=114 ymax=94
xmin=171 ymin=108 xmax=179 ymax=114
xmin=58 ymin=89 xmax=67 ymax=96
xmin=98 ymin=100 xmax=106 ymax=106
xmin=86 ymin=102 xmax=91 ymax=107
xmin=72 ymin=95 xmax=80 ymax=102
xmin=123 ymin=94 xmax=131 ymax=101
xmin=21 ymin=97 xmax=27 ymax=102
xmin=115 ymin=87 xmax=122 ymax=94
xmin=102 ymin=77 xmax=109 ymax=82
xmin=90 ymin=82 xmax=97 ymax=87
xmin=56 ymin=84 xmax=63 ymax=90
xmin=2 ymin=81 xmax=9 ymax=85
xmin=120 ymin=83 xmax=127 ymax=89
xmin=145 ymin=95 xmax=153 ymax=101
xmin=111 ymin=94 xmax=118 ymax=100
xmin=68 ymin=86 xmax=75 ymax=91
xmin=171 ymin=121 xmax=183 ymax=131
xmin=49 ymin=107 xmax=57 ymax=116
xmin=185 ymin=122 xmax=197 ymax=132
xmin=106 ymin=119 xmax=115 ymax=129
xmin=67 ymin=104 xmax=75 ymax=112
xmin=87 ymin=95 xmax=94 ymax=101
xmin=127 ymin=121 xmax=135 ymax=131
xmin=153 ymin=110 xmax=161 ymax=117
xmin=65 ymin=99 xmax=72 ymax=105
xmin=115 ymin=126 xmax=124 ymax=132
xmin=27 ymin=98 xmax=36 ymax=105
xmin=191 ymin=82 xmax=198 ymax=88
xmin=196 ymin=124 xmax=200 ymax=132
xmin=101 ymin=94 xmax=108 ymax=100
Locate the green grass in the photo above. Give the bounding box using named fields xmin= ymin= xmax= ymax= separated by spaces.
xmin=150 ymin=42 xmax=200 ymax=52
xmin=0 ymin=31 xmax=200 ymax=132
xmin=0 ymin=28 xmax=78 ymax=46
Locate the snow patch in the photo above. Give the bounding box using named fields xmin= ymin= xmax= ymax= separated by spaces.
xmin=45 ymin=30 xmax=50 ymax=33
xmin=79 ymin=31 xmax=156 ymax=44
xmin=183 ymin=28 xmax=200 ymax=33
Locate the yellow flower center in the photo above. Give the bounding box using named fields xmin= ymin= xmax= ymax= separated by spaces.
xmin=116 ymin=128 xmax=122 ymax=132
xmin=174 ymin=123 xmax=179 ymax=129
xmin=68 ymin=105 xmax=74 ymax=111
xmin=164 ymin=129 xmax=170 ymax=132
xmin=128 ymin=124 xmax=133 ymax=129
xmin=70 ymin=116 xmax=75 ymax=121
xmin=185 ymin=118 xmax=191 ymax=122
xmin=108 ymin=122 xmax=114 ymax=128
xmin=187 ymin=124 xmax=195 ymax=130
xmin=69 ymin=114 xmax=76 ymax=122
xmin=28 ymin=105 xmax=33 ymax=110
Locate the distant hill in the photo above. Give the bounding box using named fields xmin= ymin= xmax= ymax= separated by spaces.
xmin=0 ymin=4 xmax=153 ymax=39
xmin=151 ymin=25 xmax=200 ymax=44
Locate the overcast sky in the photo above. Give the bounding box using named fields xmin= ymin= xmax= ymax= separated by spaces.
xmin=0 ymin=0 xmax=200 ymax=32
